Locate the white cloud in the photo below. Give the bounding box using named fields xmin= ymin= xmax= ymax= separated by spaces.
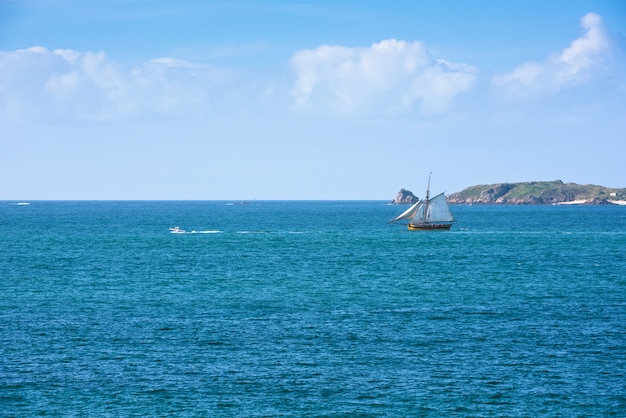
xmin=290 ymin=39 xmax=477 ymax=115
xmin=493 ymin=13 xmax=614 ymax=98
xmin=0 ymin=47 xmax=129 ymax=120
xmin=0 ymin=46 xmax=240 ymax=121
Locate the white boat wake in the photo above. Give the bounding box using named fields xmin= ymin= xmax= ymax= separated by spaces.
xmin=170 ymin=227 xmax=223 ymax=234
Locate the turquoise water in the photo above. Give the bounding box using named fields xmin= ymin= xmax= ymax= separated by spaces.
xmin=1 ymin=201 xmax=625 ymax=416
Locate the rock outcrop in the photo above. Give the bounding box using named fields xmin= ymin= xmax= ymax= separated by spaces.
xmin=391 ymin=189 xmax=419 ymax=204
xmin=583 ymin=197 xmax=614 ymax=205
xmin=478 ymin=183 xmax=514 ymax=203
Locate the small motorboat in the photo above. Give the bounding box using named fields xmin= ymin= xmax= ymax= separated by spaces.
xmin=169 ymin=226 xmax=186 ymax=234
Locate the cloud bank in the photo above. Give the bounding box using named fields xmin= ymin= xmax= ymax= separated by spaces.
xmin=1 ymin=40 xmax=480 ymax=122
xmin=493 ymin=13 xmax=614 ymax=98
xmin=0 ymin=46 xmax=236 ymax=121
xmin=0 ymin=13 xmax=620 ymax=123
xmin=290 ymin=39 xmax=477 ymax=115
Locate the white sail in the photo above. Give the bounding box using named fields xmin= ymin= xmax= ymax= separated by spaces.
xmin=391 ymin=201 xmax=422 ymax=223
xmin=423 ymin=192 xmax=455 ymax=223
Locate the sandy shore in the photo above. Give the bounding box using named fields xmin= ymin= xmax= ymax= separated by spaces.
xmin=558 ymin=200 xmax=587 ymax=205
xmin=558 ymin=200 xmax=626 ymax=205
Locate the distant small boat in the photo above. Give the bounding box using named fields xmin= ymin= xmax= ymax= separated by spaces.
xmin=169 ymin=226 xmax=186 ymax=234
xmin=16 ymin=202 xmax=30 ymax=206
xmin=390 ymin=173 xmax=455 ymax=230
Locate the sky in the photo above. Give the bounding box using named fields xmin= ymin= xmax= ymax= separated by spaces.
xmin=1 ymin=0 xmax=625 ymax=200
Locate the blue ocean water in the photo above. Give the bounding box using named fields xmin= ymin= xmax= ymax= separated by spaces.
xmin=1 ymin=201 xmax=625 ymax=416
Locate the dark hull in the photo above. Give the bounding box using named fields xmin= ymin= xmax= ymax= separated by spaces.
xmin=408 ymin=223 xmax=452 ymax=231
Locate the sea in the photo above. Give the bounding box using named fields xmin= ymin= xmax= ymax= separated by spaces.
xmin=1 ymin=201 xmax=625 ymax=417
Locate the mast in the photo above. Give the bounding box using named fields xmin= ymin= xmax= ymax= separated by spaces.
xmin=422 ymin=172 xmax=431 ymax=224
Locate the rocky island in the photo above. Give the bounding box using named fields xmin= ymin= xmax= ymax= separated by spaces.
xmin=446 ymin=180 xmax=626 ymax=205
xmin=390 ymin=188 xmax=419 ymax=204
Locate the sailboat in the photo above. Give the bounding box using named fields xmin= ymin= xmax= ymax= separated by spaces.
xmin=390 ymin=173 xmax=455 ymax=230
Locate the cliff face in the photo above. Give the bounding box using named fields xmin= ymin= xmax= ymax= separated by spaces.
xmin=447 ymin=181 xmax=626 ymax=205
xmin=391 ymin=188 xmax=419 ymax=204
xmin=478 ymin=183 xmax=514 ymax=203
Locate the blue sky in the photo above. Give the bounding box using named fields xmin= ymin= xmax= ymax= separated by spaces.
xmin=1 ymin=0 xmax=625 ymax=199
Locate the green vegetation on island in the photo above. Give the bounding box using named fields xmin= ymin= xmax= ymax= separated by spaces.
xmin=447 ymin=180 xmax=626 ymax=205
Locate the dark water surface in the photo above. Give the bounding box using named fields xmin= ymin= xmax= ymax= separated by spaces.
xmin=1 ymin=201 xmax=625 ymax=416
